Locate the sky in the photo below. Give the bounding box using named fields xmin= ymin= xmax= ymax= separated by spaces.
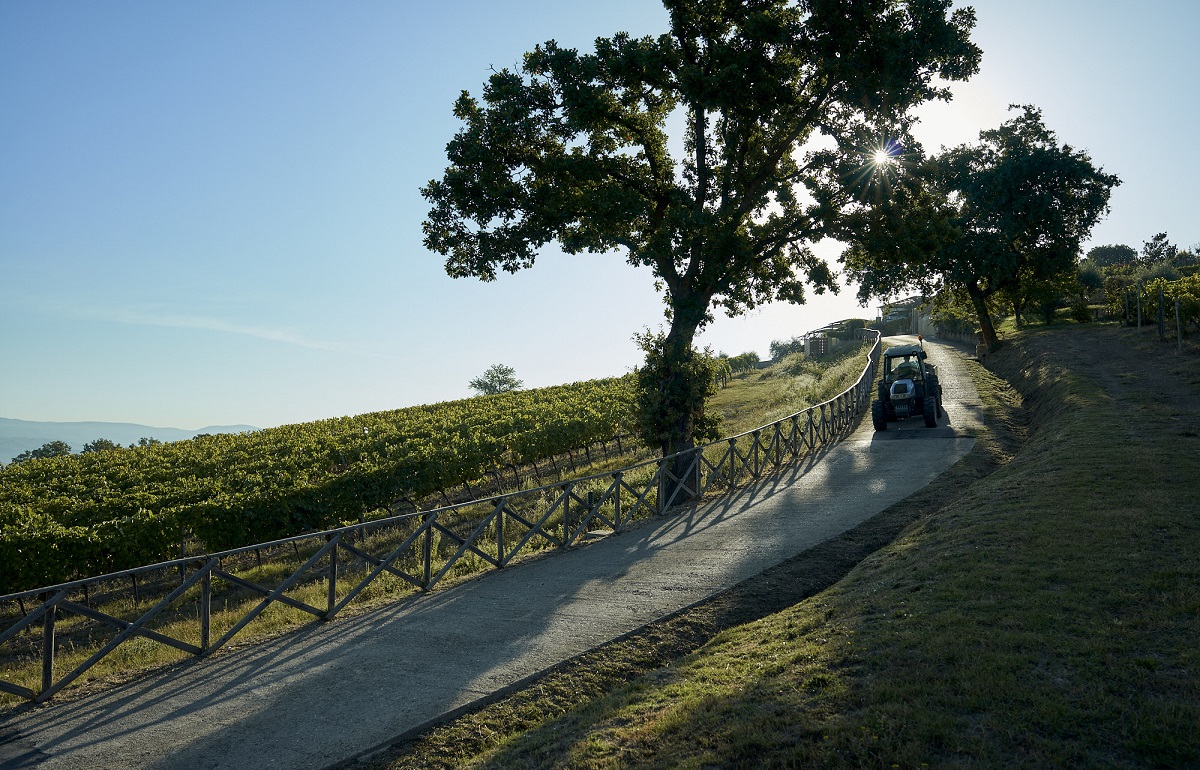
xmin=2 ymin=1 xmax=1197 ymax=430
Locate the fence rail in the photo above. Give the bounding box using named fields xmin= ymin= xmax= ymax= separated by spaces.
xmin=1 ymin=333 xmax=881 ymax=704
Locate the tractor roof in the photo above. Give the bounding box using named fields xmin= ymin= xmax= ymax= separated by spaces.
xmin=884 ymin=344 xmax=923 ymax=358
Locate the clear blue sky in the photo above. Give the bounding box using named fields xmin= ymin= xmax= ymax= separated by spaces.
xmin=2 ymin=1 xmax=1196 ymax=430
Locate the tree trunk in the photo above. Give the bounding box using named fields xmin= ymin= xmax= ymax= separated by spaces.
xmin=967 ymin=283 xmax=1000 ymax=349
xmin=660 ymin=318 xmax=699 ymax=457
xmin=657 ymin=314 xmax=706 ymax=506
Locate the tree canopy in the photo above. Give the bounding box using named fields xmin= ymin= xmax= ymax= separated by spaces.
xmin=82 ymin=438 xmax=120 ymax=454
xmin=1086 ymin=243 xmax=1137 ymax=268
xmin=1140 ymin=232 xmax=1178 ymax=267
xmin=13 ymin=441 xmax=72 ymax=464
xmin=469 ymin=364 xmax=524 ymax=396
xmin=423 ymin=0 xmax=980 ymax=461
xmin=843 ymin=105 xmax=1120 ymax=347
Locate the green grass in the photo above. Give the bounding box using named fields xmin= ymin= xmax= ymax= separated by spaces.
xmin=711 ymin=344 xmax=871 ymax=437
xmin=365 ymin=325 xmax=1200 ymax=769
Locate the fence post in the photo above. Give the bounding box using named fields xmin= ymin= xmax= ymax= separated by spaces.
xmin=613 ymin=472 xmax=623 ymax=530
xmin=562 ymin=486 xmax=571 ymax=548
xmin=327 ymin=534 xmax=338 ymax=617
xmin=656 ymin=461 xmax=666 ymax=515
xmin=41 ymin=593 xmax=56 ymax=695
xmin=422 ymin=513 xmax=433 ymax=590
xmin=200 ymin=565 xmax=211 ymax=652
xmin=495 ymin=501 xmax=505 ymax=566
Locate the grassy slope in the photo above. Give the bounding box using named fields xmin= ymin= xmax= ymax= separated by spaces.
xmin=369 ymin=325 xmax=1199 ymax=769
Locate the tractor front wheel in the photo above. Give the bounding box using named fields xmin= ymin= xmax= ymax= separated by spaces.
xmin=872 ymin=400 xmax=887 ymax=431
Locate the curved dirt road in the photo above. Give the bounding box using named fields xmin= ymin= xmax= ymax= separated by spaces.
xmin=0 ymin=337 xmax=979 ymax=770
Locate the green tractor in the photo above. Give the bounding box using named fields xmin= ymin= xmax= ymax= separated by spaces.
xmin=872 ymin=340 xmax=943 ymax=431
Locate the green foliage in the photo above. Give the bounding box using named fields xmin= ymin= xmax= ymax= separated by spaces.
xmin=1070 ymin=299 xmax=1093 ymax=323
xmin=1137 ymin=260 xmax=1181 ymax=284
xmin=1086 ymin=243 xmax=1137 ymax=267
xmin=468 ymin=363 xmax=523 ymax=395
xmin=1076 ymin=259 xmax=1104 ymax=299
xmin=769 ymin=336 xmax=805 ymax=360
xmin=1140 ymin=232 xmax=1178 ymax=266
xmin=711 ymin=357 xmax=734 ymax=389
xmin=1143 ymin=274 xmax=1200 ymax=333
xmin=12 ymin=440 xmax=72 ymax=464
xmin=843 ymin=105 xmax=1120 ymax=347
xmin=632 ymin=331 xmax=721 ymax=457
xmin=81 ymin=438 xmax=120 ymax=454
xmin=726 ymin=351 xmax=761 ymax=373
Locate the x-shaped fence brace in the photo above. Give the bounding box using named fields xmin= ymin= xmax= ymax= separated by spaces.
xmin=1 ymin=334 xmax=880 ymax=703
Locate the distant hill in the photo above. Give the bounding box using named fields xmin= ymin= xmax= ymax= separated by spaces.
xmin=0 ymin=418 xmax=257 ymax=464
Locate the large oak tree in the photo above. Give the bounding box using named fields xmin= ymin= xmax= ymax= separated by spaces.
xmin=422 ymin=0 xmax=980 ymax=464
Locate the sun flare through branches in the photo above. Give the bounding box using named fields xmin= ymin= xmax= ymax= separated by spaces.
xmin=846 ymin=137 xmax=911 ymax=204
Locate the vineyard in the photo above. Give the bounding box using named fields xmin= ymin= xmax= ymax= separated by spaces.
xmin=1107 ymin=272 xmax=1200 ymax=332
xmin=0 ymin=378 xmax=636 ymax=594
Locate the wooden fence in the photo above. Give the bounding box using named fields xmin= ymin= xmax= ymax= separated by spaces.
xmin=0 ymin=333 xmax=881 ymax=704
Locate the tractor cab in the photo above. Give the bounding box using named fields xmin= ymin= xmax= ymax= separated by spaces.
xmin=882 ymin=345 xmax=933 ymax=384
xmin=872 ymin=340 xmax=943 ymax=430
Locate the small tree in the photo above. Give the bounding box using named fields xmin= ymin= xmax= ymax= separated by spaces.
xmin=13 ymin=441 xmax=72 ymax=463
xmin=728 ymin=351 xmax=761 ymax=374
xmin=1077 ymin=260 xmax=1104 ymax=300
xmin=769 ymin=337 xmax=805 ymax=360
xmin=632 ymin=331 xmax=720 ymax=458
xmin=1086 ymin=244 xmax=1137 ymax=268
xmin=1140 ymin=233 xmax=1177 ymax=267
xmin=469 ymin=364 xmax=523 ymax=396
xmin=82 ymin=438 xmax=120 ymax=453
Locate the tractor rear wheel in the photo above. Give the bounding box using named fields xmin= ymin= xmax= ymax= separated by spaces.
xmin=923 ymin=395 xmax=938 ymax=428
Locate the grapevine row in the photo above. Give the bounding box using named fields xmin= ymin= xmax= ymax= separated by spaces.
xmin=0 ymin=377 xmax=635 ymax=594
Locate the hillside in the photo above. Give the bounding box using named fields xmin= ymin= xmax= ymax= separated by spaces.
xmin=363 ymin=323 xmax=1200 ymax=769
xmin=0 ymin=418 xmax=257 ymax=465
